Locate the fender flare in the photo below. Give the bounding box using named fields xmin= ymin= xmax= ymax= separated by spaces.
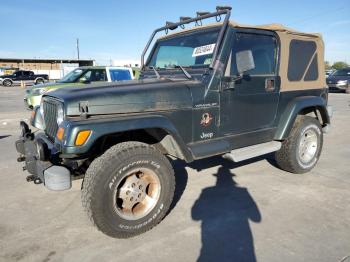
xmin=61 ymin=114 xmax=194 ymax=162
xmin=274 ymin=96 xmax=330 ymax=140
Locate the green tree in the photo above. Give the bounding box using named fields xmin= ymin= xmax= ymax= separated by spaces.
xmin=332 ymin=61 xmax=348 ymax=70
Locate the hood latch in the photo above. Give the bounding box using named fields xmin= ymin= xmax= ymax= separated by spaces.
xmin=79 ymin=101 xmax=89 ymax=119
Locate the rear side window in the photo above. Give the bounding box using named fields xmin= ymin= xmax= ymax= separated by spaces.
xmin=91 ymin=69 xmax=107 ymax=81
xmin=288 ymin=40 xmax=318 ymax=81
xmin=231 ymin=32 xmax=277 ymax=76
xmin=110 ymin=69 xmax=131 ymax=81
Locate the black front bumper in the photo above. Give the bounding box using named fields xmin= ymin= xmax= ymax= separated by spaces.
xmin=15 ymin=122 xmax=54 ymax=182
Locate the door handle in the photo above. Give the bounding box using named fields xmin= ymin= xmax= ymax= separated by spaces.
xmin=265 ymin=78 xmax=275 ymax=92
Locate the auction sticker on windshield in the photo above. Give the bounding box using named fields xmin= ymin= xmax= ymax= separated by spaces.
xmin=192 ymin=44 xmax=216 ymax=57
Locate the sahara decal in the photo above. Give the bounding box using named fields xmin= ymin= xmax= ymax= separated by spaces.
xmin=200 ymin=112 xmax=213 ymax=127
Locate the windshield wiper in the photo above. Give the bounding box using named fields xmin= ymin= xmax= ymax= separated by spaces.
xmin=176 ymin=65 xmax=192 ymax=79
xmin=150 ymin=66 xmax=161 ymax=79
xmin=165 ymin=65 xmax=192 ymax=79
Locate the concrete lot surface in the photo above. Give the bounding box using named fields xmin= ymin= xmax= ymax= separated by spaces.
xmin=0 ymin=86 xmax=349 ymax=262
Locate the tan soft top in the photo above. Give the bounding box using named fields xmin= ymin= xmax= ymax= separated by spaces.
xmin=159 ymin=21 xmax=325 ymax=91
xmin=160 ymin=21 xmax=321 ymax=39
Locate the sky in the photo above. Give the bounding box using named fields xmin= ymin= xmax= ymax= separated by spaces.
xmin=0 ymin=0 xmax=349 ymax=65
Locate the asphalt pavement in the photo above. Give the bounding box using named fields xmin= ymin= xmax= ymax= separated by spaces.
xmin=0 ymin=86 xmax=349 ymax=262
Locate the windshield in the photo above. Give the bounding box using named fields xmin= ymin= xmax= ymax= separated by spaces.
xmin=57 ymin=68 xmax=84 ymax=83
xmin=147 ymin=28 xmax=220 ymax=69
xmin=332 ymin=68 xmax=350 ymax=76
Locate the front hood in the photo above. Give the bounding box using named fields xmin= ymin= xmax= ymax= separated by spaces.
xmin=45 ymin=78 xmax=195 ymax=116
xmin=26 ymin=82 xmax=82 ymax=94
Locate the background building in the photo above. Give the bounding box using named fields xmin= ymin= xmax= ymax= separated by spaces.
xmin=0 ymin=58 xmax=95 ymax=79
xmin=112 ymin=59 xmax=140 ymax=68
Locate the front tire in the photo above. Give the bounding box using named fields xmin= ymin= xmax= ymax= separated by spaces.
xmin=275 ymin=116 xmax=323 ymax=174
xmin=82 ymin=142 xmax=175 ymax=238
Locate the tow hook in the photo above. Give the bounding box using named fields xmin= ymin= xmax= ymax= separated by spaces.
xmin=26 ymin=175 xmax=42 ymax=184
xmin=17 ymin=156 xmax=25 ymax=162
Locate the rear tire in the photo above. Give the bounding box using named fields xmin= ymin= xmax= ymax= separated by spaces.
xmin=35 ymin=78 xmax=44 ymax=85
xmin=82 ymin=142 xmax=175 ymax=238
xmin=275 ymin=116 xmax=323 ymax=174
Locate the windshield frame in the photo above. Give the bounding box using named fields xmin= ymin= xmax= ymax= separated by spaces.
xmin=57 ymin=68 xmax=86 ymax=83
xmin=141 ymin=8 xmax=232 ymax=69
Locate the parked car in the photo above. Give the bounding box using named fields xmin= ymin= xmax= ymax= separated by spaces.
xmin=325 ymin=69 xmax=334 ymax=77
xmin=326 ymin=67 xmax=350 ymax=93
xmin=24 ymin=66 xmax=134 ymax=109
xmin=0 ymin=70 xmax=48 ymax=87
xmin=16 ymin=6 xmax=331 ymax=238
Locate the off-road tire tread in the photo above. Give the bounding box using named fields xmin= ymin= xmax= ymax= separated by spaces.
xmin=275 ymin=115 xmax=322 ymax=174
xmin=81 ymin=141 xmax=175 ymax=238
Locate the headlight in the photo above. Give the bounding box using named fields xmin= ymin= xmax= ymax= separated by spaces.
xmin=32 ymin=88 xmax=46 ymax=95
xmin=337 ymin=80 xmax=347 ymax=85
xmin=57 ymin=104 xmax=64 ymax=125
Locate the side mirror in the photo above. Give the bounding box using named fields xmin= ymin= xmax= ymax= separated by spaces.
xmin=236 ymin=50 xmax=255 ymax=75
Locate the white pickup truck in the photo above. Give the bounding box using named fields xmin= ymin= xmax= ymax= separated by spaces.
xmin=24 ymin=66 xmax=135 ymax=110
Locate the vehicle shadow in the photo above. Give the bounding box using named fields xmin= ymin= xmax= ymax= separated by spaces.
xmin=168 ymin=154 xmax=270 ymax=212
xmin=169 ymin=154 xmax=276 ymax=261
xmin=191 ymin=164 xmax=261 ymax=262
xmin=0 ymin=135 xmax=11 ymax=140
xmin=169 ymin=159 xmax=189 ymax=211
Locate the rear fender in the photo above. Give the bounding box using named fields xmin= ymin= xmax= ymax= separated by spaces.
xmin=275 ymin=96 xmax=330 ymax=140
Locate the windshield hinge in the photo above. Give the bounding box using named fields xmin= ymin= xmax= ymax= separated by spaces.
xmin=79 ymin=101 xmax=89 ymax=119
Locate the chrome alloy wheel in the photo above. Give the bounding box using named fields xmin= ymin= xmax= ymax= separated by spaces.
xmin=298 ymin=128 xmax=318 ymax=164
xmin=113 ymin=168 xmax=161 ymax=220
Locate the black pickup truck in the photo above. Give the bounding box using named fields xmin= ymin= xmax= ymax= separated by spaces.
xmin=0 ymin=70 xmax=49 ymax=86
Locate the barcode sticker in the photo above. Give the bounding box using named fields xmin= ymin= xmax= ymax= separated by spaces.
xmin=192 ymin=44 xmax=216 ymax=57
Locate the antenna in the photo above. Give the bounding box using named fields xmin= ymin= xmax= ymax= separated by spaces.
xmin=76 ymin=38 xmax=80 ymax=60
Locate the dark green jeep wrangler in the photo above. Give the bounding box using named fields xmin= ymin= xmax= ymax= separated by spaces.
xmin=16 ymin=7 xmax=332 ymax=238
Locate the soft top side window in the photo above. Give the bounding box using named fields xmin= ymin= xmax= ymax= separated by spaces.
xmin=288 ymin=40 xmax=318 ymax=82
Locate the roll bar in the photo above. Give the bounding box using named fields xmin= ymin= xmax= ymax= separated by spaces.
xmin=141 ymin=6 xmax=232 ymax=70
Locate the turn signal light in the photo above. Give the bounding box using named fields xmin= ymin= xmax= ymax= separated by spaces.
xmin=31 ymin=110 xmax=35 ymax=119
xmin=56 ymin=127 xmax=65 ymax=141
xmin=75 ymin=130 xmax=91 ymax=146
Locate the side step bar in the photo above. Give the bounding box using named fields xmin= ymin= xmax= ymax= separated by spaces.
xmin=223 ymin=141 xmax=282 ymax=162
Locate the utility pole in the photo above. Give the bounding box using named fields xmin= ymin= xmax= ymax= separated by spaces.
xmin=76 ymin=38 xmax=80 ymax=60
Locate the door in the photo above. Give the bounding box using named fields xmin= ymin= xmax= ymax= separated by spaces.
xmin=220 ymin=30 xmax=280 ymax=136
xmin=13 ymin=71 xmax=23 ymax=81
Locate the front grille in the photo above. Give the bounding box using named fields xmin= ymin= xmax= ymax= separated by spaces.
xmin=43 ymin=99 xmax=59 ymax=141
